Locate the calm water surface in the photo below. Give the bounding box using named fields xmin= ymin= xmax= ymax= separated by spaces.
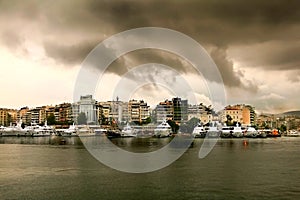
xmin=0 ymin=136 xmax=299 ymax=200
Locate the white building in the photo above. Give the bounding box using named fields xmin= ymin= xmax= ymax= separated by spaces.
xmin=73 ymin=95 xmax=98 ymax=124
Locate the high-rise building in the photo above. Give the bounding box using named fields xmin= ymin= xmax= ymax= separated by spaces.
xmin=172 ymin=97 xmax=188 ymax=123
xmin=155 ymin=98 xmax=188 ymax=123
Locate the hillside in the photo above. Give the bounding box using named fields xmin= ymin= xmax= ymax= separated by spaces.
xmin=280 ymin=110 xmax=300 ymax=117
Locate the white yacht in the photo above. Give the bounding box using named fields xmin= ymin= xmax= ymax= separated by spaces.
xmin=77 ymin=125 xmax=95 ymax=137
xmin=244 ymin=127 xmax=258 ymax=138
xmin=1 ymin=125 xmax=18 ymax=136
xmin=221 ymin=126 xmax=233 ymax=138
xmin=121 ymin=123 xmax=137 ymax=137
xmin=154 ymin=120 xmax=172 ymax=137
xmin=0 ymin=126 xmax=5 ymax=134
xmin=231 ymin=124 xmax=244 ymax=138
xmin=286 ymin=130 xmax=300 ymax=137
xmin=1 ymin=121 xmax=27 ymax=136
xmin=257 ymin=129 xmax=268 ymax=138
xmin=31 ymin=121 xmax=55 ymax=137
xmin=205 ymin=121 xmax=222 ymax=138
xmin=192 ymin=123 xmax=206 ymax=138
xmin=62 ymin=123 xmax=78 ymax=136
xmin=94 ymin=128 xmax=107 ymax=135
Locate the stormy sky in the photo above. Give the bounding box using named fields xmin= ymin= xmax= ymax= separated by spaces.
xmin=0 ymin=0 xmax=299 ymax=113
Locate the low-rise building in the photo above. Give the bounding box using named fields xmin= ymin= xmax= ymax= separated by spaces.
xmin=220 ymin=104 xmax=254 ymax=126
xmin=0 ymin=108 xmax=9 ymax=126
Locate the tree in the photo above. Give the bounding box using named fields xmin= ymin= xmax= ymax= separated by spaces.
xmin=167 ymin=120 xmax=179 ymax=133
xmin=21 ymin=122 xmax=25 ymax=129
xmin=226 ymin=115 xmax=233 ymax=126
xmin=179 ymin=117 xmax=200 ymax=133
xmin=7 ymin=114 xmax=12 ymax=126
xmin=98 ymin=114 xmax=108 ymax=125
xmin=143 ymin=117 xmax=152 ymax=124
xmin=77 ymin=112 xmax=87 ymax=125
xmin=279 ymin=124 xmax=287 ymax=133
xmin=47 ymin=113 xmax=56 ymax=125
xmin=232 ymin=121 xmax=241 ymax=126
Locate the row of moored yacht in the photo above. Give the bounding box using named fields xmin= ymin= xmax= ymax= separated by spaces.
xmin=192 ymin=122 xmax=281 ymax=138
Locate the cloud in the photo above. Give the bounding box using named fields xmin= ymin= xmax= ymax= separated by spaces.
xmin=259 ymin=93 xmax=285 ymax=100
xmin=1 ymin=30 xmax=23 ymax=50
xmin=228 ymin=41 xmax=300 ymax=71
xmin=209 ymin=47 xmax=258 ymax=92
xmin=43 ymin=40 xmax=97 ymax=65
xmin=287 ymin=70 xmax=300 ymax=83
xmin=106 ymin=49 xmax=196 ymax=76
xmin=0 ymin=0 xmax=299 ymax=112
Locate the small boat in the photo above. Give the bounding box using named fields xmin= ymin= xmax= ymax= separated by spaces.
xmin=192 ymin=123 xmax=206 ymax=138
xmin=106 ymin=129 xmax=121 ymax=138
xmin=267 ymin=129 xmax=281 ymax=137
xmin=154 ymin=120 xmax=172 ymax=138
xmin=121 ymin=123 xmax=137 ymax=137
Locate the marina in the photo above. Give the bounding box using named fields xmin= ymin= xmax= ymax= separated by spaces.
xmin=0 ymin=122 xmax=296 ymax=139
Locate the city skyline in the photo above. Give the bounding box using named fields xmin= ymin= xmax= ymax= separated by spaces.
xmin=0 ymin=0 xmax=299 ymax=113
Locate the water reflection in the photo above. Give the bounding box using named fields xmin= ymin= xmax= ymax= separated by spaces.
xmin=0 ymin=136 xmax=83 ymax=146
xmin=0 ymin=136 xmax=175 ymax=152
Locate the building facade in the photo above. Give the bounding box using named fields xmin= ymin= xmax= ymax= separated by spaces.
xmin=220 ymin=104 xmax=254 ymax=126
xmin=73 ymin=95 xmax=98 ymax=124
xmin=156 ymin=100 xmax=174 ymax=123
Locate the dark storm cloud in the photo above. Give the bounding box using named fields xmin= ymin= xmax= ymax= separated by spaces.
xmin=107 ymin=49 xmax=194 ymax=75
xmin=210 ymin=47 xmax=258 ymax=92
xmin=44 ymin=41 xmax=98 ymax=65
xmin=230 ymin=41 xmax=300 ymax=71
xmin=0 ymin=0 xmax=299 ymax=89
